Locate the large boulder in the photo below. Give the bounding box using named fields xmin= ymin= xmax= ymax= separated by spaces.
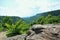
xmin=26 ymin=24 xmax=60 ymax=40
xmin=1 ymin=24 xmax=60 ymax=40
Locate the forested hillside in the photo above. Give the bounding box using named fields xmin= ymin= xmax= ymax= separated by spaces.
xmin=0 ymin=16 xmax=30 ymax=37
xmin=0 ymin=16 xmax=21 ymax=24
xmin=23 ymin=10 xmax=60 ymax=24
xmin=0 ymin=10 xmax=60 ymax=37
xmin=31 ymin=14 xmax=60 ymax=25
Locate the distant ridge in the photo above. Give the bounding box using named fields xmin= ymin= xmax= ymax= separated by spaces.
xmin=0 ymin=16 xmax=21 ymax=24
xmin=23 ymin=10 xmax=60 ymax=23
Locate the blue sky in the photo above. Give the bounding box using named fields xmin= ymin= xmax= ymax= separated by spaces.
xmin=0 ymin=0 xmax=60 ymax=17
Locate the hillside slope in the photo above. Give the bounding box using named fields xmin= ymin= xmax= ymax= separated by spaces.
xmin=0 ymin=16 xmax=22 ymax=24
xmin=23 ymin=10 xmax=60 ymax=23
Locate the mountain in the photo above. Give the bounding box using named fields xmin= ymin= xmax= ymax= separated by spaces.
xmin=0 ymin=16 xmax=22 ymax=24
xmin=0 ymin=10 xmax=60 ymax=24
xmin=23 ymin=10 xmax=60 ymax=24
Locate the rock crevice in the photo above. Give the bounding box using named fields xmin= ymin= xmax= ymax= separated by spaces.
xmin=26 ymin=24 xmax=60 ymax=40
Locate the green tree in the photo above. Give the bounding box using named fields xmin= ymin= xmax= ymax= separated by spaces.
xmin=0 ymin=23 xmax=4 ymax=32
xmin=3 ymin=16 xmax=13 ymax=24
xmin=31 ymin=14 xmax=60 ymax=25
xmin=3 ymin=16 xmax=13 ymax=28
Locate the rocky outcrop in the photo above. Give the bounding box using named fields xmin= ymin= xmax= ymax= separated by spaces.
xmin=26 ymin=24 xmax=60 ymax=40
xmin=6 ymin=35 xmax=26 ymax=40
xmin=1 ymin=24 xmax=60 ymax=40
xmin=0 ymin=34 xmax=26 ymax=40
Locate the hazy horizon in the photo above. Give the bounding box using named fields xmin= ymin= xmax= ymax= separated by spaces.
xmin=0 ymin=0 xmax=60 ymax=17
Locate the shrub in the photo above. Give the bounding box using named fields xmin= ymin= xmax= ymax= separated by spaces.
xmin=0 ymin=23 xmax=4 ymax=32
xmin=32 ymin=14 xmax=60 ymax=25
xmin=5 ymin=20 xmax=30 ymax=37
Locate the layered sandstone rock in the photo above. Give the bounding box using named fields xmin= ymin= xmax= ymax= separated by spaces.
xmin=26 ymin=24 xmax=60 ymax=40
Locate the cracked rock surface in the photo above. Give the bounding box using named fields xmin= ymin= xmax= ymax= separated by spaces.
xmin=0 ymin=24 xmax=60 ymax=40
xmin=26 ymin=24 xmax=60 ymax=40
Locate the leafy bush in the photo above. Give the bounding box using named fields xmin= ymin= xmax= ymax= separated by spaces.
xmin=5 ymin=20 xmax=30 ymax=37
xmin=0 ymin=23 xmax=4 ymax=32
xmin=32 ymin=14 xmax=60 ymax=25
xmin=5 ymin=23 xmax=19 ymax=37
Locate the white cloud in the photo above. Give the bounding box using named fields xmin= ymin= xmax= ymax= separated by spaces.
xmin=0 ymin=0 xmax=60 ymax=17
